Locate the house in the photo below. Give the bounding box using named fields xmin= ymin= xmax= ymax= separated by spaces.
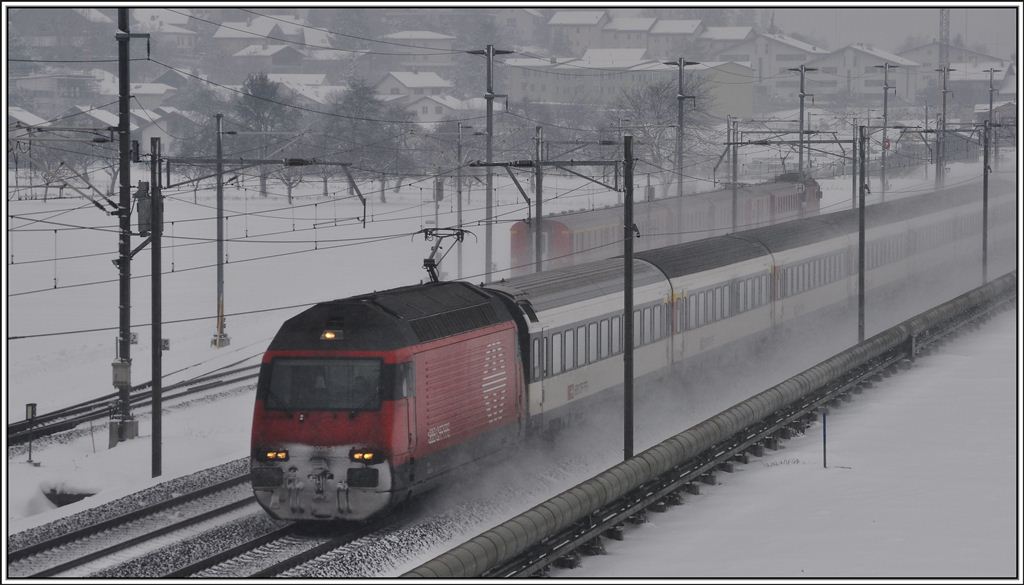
xmin=646 ymin=20 xmax=705 ymax=60
xmin=231 ymin=45 xmax=306 ymax=81
xmin=128 ymin=83 xmax=177 ymax=110
xmin=600 ymin=18 xmax=657 ymax=49
xmin=132 ymin=9 xmax=197 ymax=54
xmin=9 ymin=8 xmax=113 ymax=51
xmin=404 ymin=95 xmax=466 ymax=125
xmin=713 ymin=32 xmax=830 ymax=101
xmin=494 ymin=8 xmax=548 ymax=48
xmin=947 ymin=62 xmax=1015 ymax=118
xmin=10 ymin=71 xmax=101 ymax=117
xmin=696 ymin=26 xmax=755 ymax=57
xmin=266 ymin=74 xmax=345 ymax=108
xmin=8 ymin=106 xmax=49 ymax=142
xmin=803 ymin=44 xmax=921 ymax=105
xmin=548 ymin=10 xmax=609 ymax=56
xmin=899 ymin=41 xmax=1008 ymax=71
xmin=974 ymin=100 xmax=1015 ymax=123
xmin=150 ymin=69 xmax=194 ymax=90
xmin=371 ymin=31 xmax=456 ymax=74
xmin=212 ymin=14 xmax=314 ymax=56
xmin=502 ymin=48 xmax=753 ymax=119
xmin=374 ymin=72 xmax=453 ymax=104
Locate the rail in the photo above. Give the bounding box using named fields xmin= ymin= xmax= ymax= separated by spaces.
xmin=8 ymin=363 xmax=261 ymax=445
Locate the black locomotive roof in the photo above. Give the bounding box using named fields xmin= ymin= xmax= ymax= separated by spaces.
xmin=268 ymin=281 xmax=514 ymax=351
xmin=487 ymin=257 xmax=665 ymax=313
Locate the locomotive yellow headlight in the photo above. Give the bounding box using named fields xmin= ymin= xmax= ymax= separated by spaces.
xmin=263 ymin=450 xmax=289 ymax=461
xmin=349 ymin=449 xmax=379 ymax=463
xmin=320 ymin=329 xmax=342 ymax=340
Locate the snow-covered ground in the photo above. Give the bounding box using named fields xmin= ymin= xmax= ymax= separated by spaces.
xmin=5 ymin=149 xmax=1019 ymax=577
xmin=551 ymin=309 xmax=1020 ymax=579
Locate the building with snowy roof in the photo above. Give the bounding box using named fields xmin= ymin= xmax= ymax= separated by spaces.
xmin=803 ymin=43 xmax=922 ymax=105
xmin=547 ymin=10 xmax=609 ymax=55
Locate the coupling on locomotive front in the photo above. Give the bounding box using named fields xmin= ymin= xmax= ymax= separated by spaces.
xmin=250 ymin=282 xmax=525 ymax=522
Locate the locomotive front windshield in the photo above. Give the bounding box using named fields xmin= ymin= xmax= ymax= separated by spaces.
xmin=265 ymin=358 xmax=382 ymax=411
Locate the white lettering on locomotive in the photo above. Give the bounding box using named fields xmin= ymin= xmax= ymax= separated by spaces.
xmin=427 ymin=422 xmax=451 ymax=444
xmin=481 ymin=341 xmax=508 ymax=424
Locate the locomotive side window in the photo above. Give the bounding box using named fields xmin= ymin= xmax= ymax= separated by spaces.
xmin=394 ymin=362 xmax=414 ymax=398
xmin=266 ymin=358 xmax=382 ymax=411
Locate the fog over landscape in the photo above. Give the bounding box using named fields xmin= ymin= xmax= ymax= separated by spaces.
xmin=5 ymin=3 xmax=1020 ymax=580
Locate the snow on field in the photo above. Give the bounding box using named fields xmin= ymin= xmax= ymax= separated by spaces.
xmin=5 ymin=153 xmax=1018 ymax=556
xmin=551 ymin=309 xmax=1020 ymax=579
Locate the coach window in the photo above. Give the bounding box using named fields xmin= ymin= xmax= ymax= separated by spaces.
xmin=611 ymin=316 xmax=621 ymax=354
xmin=688 ymin=295 xmax=697 ymax=330
xmin=542 ymin=336 xmax=549 ymax=379
xmin=722 ymin=284 xmax=730 ymax=318
xmin=633 ymin=310 xmax=642 ymax=346
xmin=588 ymin=322 xmax=599 ymax=363
xmin=576 ymin=325 xmax=586 ymax=367
xmin=551 ymin=333 xmax=563 ymax=375
xmin=532 ymin=337 xmax=541 ymax=381
xmin=564 ymin=328 xmax=575 ymax=370
xmin=599 ymin=319 xmax=609 ymax=358
xmin=653 ymin=305 xmax=663 ymax=339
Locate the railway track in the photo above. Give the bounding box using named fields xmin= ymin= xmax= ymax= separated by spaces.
xmin=167 ymin=521 xmax=390 ymax=578
xmin=7 ymin=474 xmax=255 ymax=578
xmin=7 ymin=362 xmax=261 ymax=446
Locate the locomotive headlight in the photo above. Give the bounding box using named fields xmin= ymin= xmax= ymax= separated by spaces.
xmin=263 ymin=449 xmax=289 ymax=461
xmin=320 ymin=329 xmax=342 ymax=340
xmin=349 ymin=449 xmax=380 ymax=463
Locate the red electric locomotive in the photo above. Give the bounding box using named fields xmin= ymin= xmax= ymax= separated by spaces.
xmin=250 ymin=282 xmax=525 ymax=521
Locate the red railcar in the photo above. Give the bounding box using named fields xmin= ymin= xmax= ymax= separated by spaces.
xmin=510 ymin=176 xmax=821 ymax=276
xmin=250 ymin=282 xmax=524 ymax=521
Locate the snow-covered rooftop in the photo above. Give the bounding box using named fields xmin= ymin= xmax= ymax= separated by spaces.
xmin=385 ymin=72 xmax=452 ymax=88
xmin=266 ymin=73 xmax=328 ymax=86
xmin=649 ymin=19 xmax=702 ymax=35
xmin=760 ymin=32 xmax=830 ymax=54
xmin=949 ymin=62 xmax=1011 ymax=82
xmin=548 ymin=10 xmax=606 ymax=26
xmin=603 ymin=18 xmax=656 ymax=32
xmin=129 ymin=83 xmax=176 ymax=95
xmin=700 ymin=26 xmax=753 ymax=41
xmin=382 ymin=30 xmax=454 ymax=41
xmin=9 ymin=106 xmax=49 ymax=128
xmin=847 ymin=43 xmax=920 ymax=67
xmin=232 ymin=44 xmax=301 ymax=57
